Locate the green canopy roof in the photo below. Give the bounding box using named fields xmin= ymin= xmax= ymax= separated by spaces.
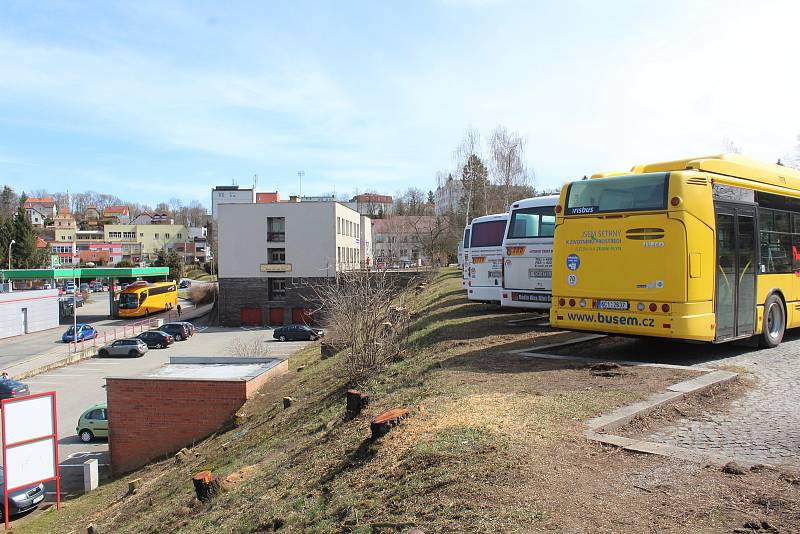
xmin=0 ymin=267 xmax=170 ymax=280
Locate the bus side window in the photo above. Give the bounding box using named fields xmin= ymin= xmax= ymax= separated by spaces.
xmin=139 ymin=292 xmax=147 ymax=305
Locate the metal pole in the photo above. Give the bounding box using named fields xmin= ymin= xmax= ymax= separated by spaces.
xmin=7 ymin=239 xmax=14 ymax=293
xmin=73 ymin=271 xmax=77 ymax=352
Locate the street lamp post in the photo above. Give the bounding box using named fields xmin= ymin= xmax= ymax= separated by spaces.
xmin=7 ymin=239 xmax=15 ymax=293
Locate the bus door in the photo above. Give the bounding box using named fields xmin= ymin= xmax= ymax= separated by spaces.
xmin=714 ymin=203 xmax=756 ymax=341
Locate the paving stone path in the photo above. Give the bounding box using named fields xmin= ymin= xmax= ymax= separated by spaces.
xmin=549 ymin=334 xmax=800 ymax=468
xmin=643 ymin=340 xmax=800 ymax=468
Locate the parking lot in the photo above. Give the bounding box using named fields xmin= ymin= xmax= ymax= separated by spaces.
xmin=547 ymin=332 xmax=800 ymax=469
xmin=2 ymin=324 xmax=311 ymax=501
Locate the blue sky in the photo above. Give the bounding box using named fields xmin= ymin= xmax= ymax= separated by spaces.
xmin=1 ymin=0 xmax=799 ymax=206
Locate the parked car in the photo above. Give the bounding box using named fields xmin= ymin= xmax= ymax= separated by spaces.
xmin=79 ymin=283 xmax=89 ymax=292
xmin=97 ymin=339 xmax=148 ymax=358
xmin=74 ymin=294 xmax=85 ymax=307
xmin=158 ymin=323 xmax=191 ymax=341
xmin=92 ymin=284 xmax=104 ymax=293
xmin=0 ymin=468 xmax=45 ymax=518
xmin=0 ymin=378 xmax=30 ymax=401
xmin=62 ymin=324 xmax=97 ymax=343
xmin=173 ymin=321 xmax=196 ymax=337
xmin=65 ymin=281 xmax=75 ymax=294
xmin=136 ymin=330 xmax=174 ymax=349
xmin=273 ymin=324 xmax=324 ymax=342
xmin=179 ymin=280 xmax=192 ymax=289
xmin=76 ymin=402 xmax=108 ymax=443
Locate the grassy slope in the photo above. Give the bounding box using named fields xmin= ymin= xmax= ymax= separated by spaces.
xmin=20 ymin=269 xmax=795 ymax=533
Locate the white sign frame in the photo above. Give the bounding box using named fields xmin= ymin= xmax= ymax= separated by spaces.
xmin=1 ymin=391 xmax=60 ymax=528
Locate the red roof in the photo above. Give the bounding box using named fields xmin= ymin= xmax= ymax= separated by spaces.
xmin=23 ymin=197 xmax=55 ymax=208
xmin=36 ymin=237 xmax=48 ymax=249
xmin=256 ymin=192 xmax=281 ymax=203
xmin=103 ymin=205 xmax=129 ymax=215
xmin=353 ymin=194 xmax=392 ymax=204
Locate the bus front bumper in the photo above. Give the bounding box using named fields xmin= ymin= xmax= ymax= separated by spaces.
xmin=549 ymin=302 xmax=716 ymax=342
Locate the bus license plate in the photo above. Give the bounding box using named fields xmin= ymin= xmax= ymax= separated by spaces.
xmin=488 ymin=270 xmax=502 ymax=278
xmin=529 ymin=269 xmax=551 ymax=278
xmin=597 ymin=300 xmax=629 ymax=310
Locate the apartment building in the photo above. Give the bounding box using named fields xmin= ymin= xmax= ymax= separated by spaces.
xmin=217 ymin=201 xmax=371 ymax=326
xmin=372 ymin=215 xmax=438 ymax=265
xmin=212 ymin=185 xmax=255 ymax=219
xmin=104 ymin=223 xmax=189 ymax=262
xmin=346 ymin=193 xmax=393 ymax=217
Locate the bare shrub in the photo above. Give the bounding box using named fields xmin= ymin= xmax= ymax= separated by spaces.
xmin=189 ymin=283 xmax=217 ymax=305
xmin=227 ymin=335 xmax=271 ymax=358
xmin=310 ymin=271 xmax=412 ymax=383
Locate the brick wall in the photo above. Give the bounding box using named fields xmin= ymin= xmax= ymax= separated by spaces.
xmin=107 ymin=378 xmax=247 ymax=475
xmin=218 ymin=276 xmax=329 ymax=327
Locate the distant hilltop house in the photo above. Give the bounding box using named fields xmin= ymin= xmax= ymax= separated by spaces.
xmin=131 ymin=211 xmax=153 ymax=225
xmin=347 ymin=194 xmax=393 ymax=217
xmin=23 ymin=197 xmax=56 ymax=227
xmin=103 ymin=205 xmax=130 ymax=224
xmin=54 ymin=208 xmax=77 ymax=230
xmin=84 ymin=206 xmax=102 ymax=228
xmin=151 ymin=211 xmax=173 ymax=224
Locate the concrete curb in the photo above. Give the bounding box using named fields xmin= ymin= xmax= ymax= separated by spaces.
xmin=516 ymin=345 xmax=748 ymax=467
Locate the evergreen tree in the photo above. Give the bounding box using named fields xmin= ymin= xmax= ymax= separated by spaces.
xmin=166 ymin=250 xmax=184 ymax=282
xmin=427 ymin=190 xmax=435 ymax=205
xmin=0 ymin=186 xmax=17 ymax=219
xmin=153 ymin=249 xmax=167 ymax=267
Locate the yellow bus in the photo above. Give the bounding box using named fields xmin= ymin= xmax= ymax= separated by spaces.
xmin=118 ymin=281 xmax=178 ymax=318
xmin=550 ymin=154 xmax=800 ymax=348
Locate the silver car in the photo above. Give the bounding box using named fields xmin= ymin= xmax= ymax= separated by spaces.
xmin=97 ymin=339 xmax=149 ymax=358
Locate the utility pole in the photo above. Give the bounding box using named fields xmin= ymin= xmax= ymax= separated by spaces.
xmin=297 ymin=171 xmax=305 ymax=198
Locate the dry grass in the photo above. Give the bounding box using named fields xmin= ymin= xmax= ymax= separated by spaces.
xmin=16 ymin=269 xmax=800 ymax=534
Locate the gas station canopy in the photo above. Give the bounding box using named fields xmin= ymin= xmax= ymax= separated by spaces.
xmin=0 ymin=267 xmax=170 ymax=280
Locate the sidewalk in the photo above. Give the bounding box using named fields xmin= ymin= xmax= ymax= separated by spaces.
xmin=5 ymin=302 xmax=213 ymax=381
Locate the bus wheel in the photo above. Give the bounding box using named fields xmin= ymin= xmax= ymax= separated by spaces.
xmin=759 ymin=294 xmax=785 ymax=348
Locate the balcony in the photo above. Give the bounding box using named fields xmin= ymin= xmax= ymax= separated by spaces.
xmin=267 ymin=232 xmax=285 ymax=242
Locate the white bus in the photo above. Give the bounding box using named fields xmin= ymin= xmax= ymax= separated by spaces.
xmin=460 ymin=223 xmax=471 ymax=289
xmin=500 ymin=195 xmax=559 ymax=309
xmin=467 ymin=213 xmax=509 ymax=303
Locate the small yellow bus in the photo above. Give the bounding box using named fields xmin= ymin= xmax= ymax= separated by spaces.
xmin=550 ymin=154 xmax=800 ymax=347
xmin=118 ymin=281 xmax=178 ymax=318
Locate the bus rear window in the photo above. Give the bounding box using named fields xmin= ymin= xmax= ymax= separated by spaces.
xmin=566 ymin=172 xmax=669 ymax=214
xmin=507 ymin=206 xmax=556 ymax=239
xmin=470 ymin=220 xmax=506 ymax=247
xmin=464 ymin=228 xmax=471 ymax=246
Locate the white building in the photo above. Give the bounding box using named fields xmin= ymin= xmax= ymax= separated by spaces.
xmin=434 ymin=177 xmax=465 ymax=215
xmin=217 ymin=201 xmax=371 ymax=326
xmin=212 ymin=185 xmax=255 ymax=219
xmin=0 ymin=289 xmax=59 ymax=339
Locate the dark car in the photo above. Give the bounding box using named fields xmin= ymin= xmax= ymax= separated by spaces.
xmin=158 ymin=323 xmax=191 ymax=341
xmin=0 ymin=468 xmax=45 ymax=518
xmin=0 ymin=378 xmax=30 ymax=401
xmin=178 ymin=280 xmax=191 ymax=289
xmin=136 ymin=330 xmax=174 ymax=349
xmin=273 ymin=324 xmax=324 ymax=342
xmin=174 ymin=321 xmax=196 ymax=337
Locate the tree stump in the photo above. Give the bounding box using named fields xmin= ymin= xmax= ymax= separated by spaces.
xmin=127 ymin=478 xmax=141 ymax=495
xmin=192 ymin=471 xmax=220 ymax=502
xmin=345 ymin=389 xmax=370 ymax=420
xmin=370 ymin=408 xmax=410 ymax=439
xmin=283 ymin=396 xmax=293 ymax=409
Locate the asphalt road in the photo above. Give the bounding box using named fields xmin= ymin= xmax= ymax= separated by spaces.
xmin=2 ymin=325 xmax=310 ymax=503
xmin=0 ymin=295 xmax=197 ymax=371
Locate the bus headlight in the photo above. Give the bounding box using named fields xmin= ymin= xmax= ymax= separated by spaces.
xmin=637 ymin=302 xmax=645 ymax=312
xmin=579 ymin=299 xmax=587 ymax=308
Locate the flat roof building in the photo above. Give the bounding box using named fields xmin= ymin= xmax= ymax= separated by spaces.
xmin=217 ymin=200 xmax=371 ymax=326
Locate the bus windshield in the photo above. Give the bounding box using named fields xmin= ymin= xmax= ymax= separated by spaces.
xmin=566 ymin=172 xmax=669 ymax=214
xmin=471 ymin=220 xmax=506 ymax=247
xmin=119 ymin=293 xmax=140 ymax=309
xmin=507 ymin=206 xmax=556 ymax=239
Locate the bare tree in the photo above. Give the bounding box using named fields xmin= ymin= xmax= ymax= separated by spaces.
xmin=489 ymin=126 xmax=529 ymax=211
xmin=408 ymin=215 xmax=450 ymax=266
xmin=722 ymin=136 xmax=743 ymax=154
xmin=227 ymin=334 xmax=271 ymax=357
xmin=309 ymin=272 xmax=412 ymax=383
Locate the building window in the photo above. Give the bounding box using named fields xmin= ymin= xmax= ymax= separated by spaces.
xmin=268 ymin=248 xmax=286 ymax=264
xmin=269 ymin=278 xmax=286 ymax=300
xmin=154 ymin=233 xmax=160 ymax=239
xmin=140 ymin=233 xmax=144 ymax=237
xmin=337 ymin=217 xmax=341 ymax=234
xmin=267 ymin=217 xmax=285 ymax=242
xmin=177 ymin=233 xmax=182 ymax=239
xmin=165 ymin=233 xmax=170 ymax=239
